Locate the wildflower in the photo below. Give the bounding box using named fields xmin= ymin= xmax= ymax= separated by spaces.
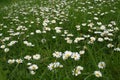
xmin=16 ymin=59 xmax=23 ymax=64
xmin=8 ymin=59 xmax=15 ymax=64
xmin=4 ymin=48 xmax=9 ymax=53
xmin=0 ymin=45 xmax=5 ymax=49
xmin=53 ymin=51 xmax=62 ymax=58
xmin=23 ymin=41 xmax=34 ymax=47
xmin=62 ymin=51 xmax=72 ymax=60
xmin=90 ymin=37 xmax=96 ymax=42
xmin=75 ymin=25 xmax=80 ymax=30
xmin=28 ymin=64 xmax=38 ymax=70
xmin=44 ymin=27 xmax=51 ymax=31
xmin=55 ymin=27 xmax=62 ymax=33
xmin=74 ymin=37 xmax=85 ymax=43
xmin=114 ymin=27 xmax=119 ymax=31
xmin=114 ymin=48 xmax=120 ymax=51
xmin=94 ymin=17 xmax=98 ymax=20
xmin=88 ymin=23 xmax=94 ymax=27
xmin=98 ymin=38 xmax=104 ymax=42
xmin=67 ymin=34 xmax=74 ymax=37
xmin=33 ymin=54 xmax=41 ymax=60
xmin=36 ymin=30 xmax=41 ymax=34
xmin=98 ymin=62 xmax=106 ymax=69
xmin=41 ymin=39 xmax=46 ymax=43
xmin=42 ymin=22 xmax=48 ymax=27
xmin=30 ymin=32 xmax=34 ymax=35
xmin=97 ymin=22 xmax=102 ymax=25
xmin=66 ymin=39 xmax=72 ymax=44
xmin=107 ymin=43 xmax=114 ymax=48
xmin=51 ymin=20 xmax=56 ymax=23
xmin=72 ymin=66 xmax=83 ymax=76
xmin=52 ymin=36 xmax=56 ymax=39
xmin=79 ymin=50 xmax=85 ymax=55
xmin=94 ymin=71 xmax=102 ymax=77
xmin=27 ymin=63 xmax=32 ymax=66
xmin=48 ymin=62 xmax=63 ymax=71
xmin=7 ymin=41 xmax=18 ymax=46
xmin=83 ymin=35 xmax=90 ymax=38
xmin=75 ymin=25 xmax=80 ymax=28
xmin=82 ymin=23 xmax=87 ymax=26
xmin=94 ymin=31 xmax=102 ymax=34
xmin=71 ymin=52 xmax=80 ymax=61
xmin=100 ymin=25 xmax=106 ymax=30
xmin=30 ymin=70 xmax=36 ymax=75
xmin=89 ymin=37 xmax=96 ymax=44
xmin=24 ymin=55 xmax=32 ymax=60
xmin=64 ymin=30 xmax=68 ymax=34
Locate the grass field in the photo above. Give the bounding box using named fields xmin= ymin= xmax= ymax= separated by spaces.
xmin=0 ymin=0 xmax=120 ymax=80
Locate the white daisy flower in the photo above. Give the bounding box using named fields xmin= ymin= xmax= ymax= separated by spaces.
xmin=0 ymin=45 xmax=5 ymax=49
xmin=114 ymin=48 xmax=120 ymax=51
xmin=107 ymin=43 xmax=114 ymax=48
xmin=8 ymin=59 xmax=15 ymax=64
xmin=79 ymin=50 xmax=85 ymax=55
xmin=98 ymin=38 xmax=104 ymax=42
xmin=36 ymin=30 xmax=41 ymax=34
xmin=27 ymin=63 xmax=32 ymax=66
xmin=94 ymin=71 xmax=102 ymax=78
xmin=100 ymin=25 xmax=106 ymax=30
xmin=4 ymin=48 xmax=9 ymax=53
xmin=24 ymin=55 xmax=32 ymax=60
xmin=98 ymin=62 xmax=106 ymax=69
xmin=62 ymin=51 xmax=72 ymax=60
xmin=94 ymin=17 xmax=99 ymax=20
xmin=53 ymin=51 xmax=62 ymax=58
xmin=16 ymin=59 xmax=23 ymax=64
xmin=71 ymin=52 xmax=80 ymax=61
xmin=30 ymin=70 xmax=36 ymax=75
xmin=28 ymin=64 xmax=38 ymax=70
xmin=48 ymin=62 xmax=63 ymax=71
xmin=51 ymin=20 xmax=56 ymax=23
xmin=72 ymin=66 xmax=84 ymax=76
xmin=66 ymin=39 xmax=72 ymax=44
xmin=33 ymin=54 xmax=41 ymax=60
xmin=82 ymin=23 xmax=87 ymax=26
xmin=90 ymin=37 xmax=96 ymax=42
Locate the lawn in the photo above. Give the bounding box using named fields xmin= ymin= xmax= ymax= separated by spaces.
xmin=0 ymin=0 xmax=120 ymax=80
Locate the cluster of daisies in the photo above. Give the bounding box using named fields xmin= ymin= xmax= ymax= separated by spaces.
xmin=94 ymin=62 xmax=106 ymax=77
xmin=0 ymin=0 xmax=119 ymax=79
xmin=72 ymin=61 xmax=105 ymax=77
xmin=49 ymin=51 xmax=106 ymax=78
xmin=0 ymin=0 xmax=70 ymax=53
xmin=8 ymin=54 xmax=40 ymax=75
xmin=52 ymin=51 xmax=85 ymax=60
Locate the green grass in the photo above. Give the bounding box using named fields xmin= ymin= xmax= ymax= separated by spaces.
xmin=0 ymin=0 xmax=120 ymax=80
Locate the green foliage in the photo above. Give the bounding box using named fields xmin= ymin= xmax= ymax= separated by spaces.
xmin=0 ymin=67 xmax=7 ymax=80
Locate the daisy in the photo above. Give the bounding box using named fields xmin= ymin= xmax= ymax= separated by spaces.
xmin=79 ymin=50 xmax=85 ymax=55
xmin=8 ymin=59 xmax=15 ymax=64
xmin=71 ymin=52 xmax=80 ymax=61
xmin=28 ymin=64 xmax=38 ymax=71
xmin=16 ymin=59 xmax=23 ymax=64
xmin=4 ymin=48 xmax=9 ymax=53
xmin=94 ymin=71 xmax=102 ymax=78
xmin=98 ymin=62 xmax=106 ymax=69
xmin=48 ymin=62 xmax=63 ymax=71
xmin=62 ymin=51 xmax=72 ymax=60
xmin=24 ymin=55 xmax=32 ymax=60
xmin=53 ymin=51 xmax=62 ymax=58
xmin=30 ymin=70 xmax=36 ymax=75
xmin=72 ymin=66 xmax=84 ymax=76
xmin=33 ymin=54 xmax=41 ymax=60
